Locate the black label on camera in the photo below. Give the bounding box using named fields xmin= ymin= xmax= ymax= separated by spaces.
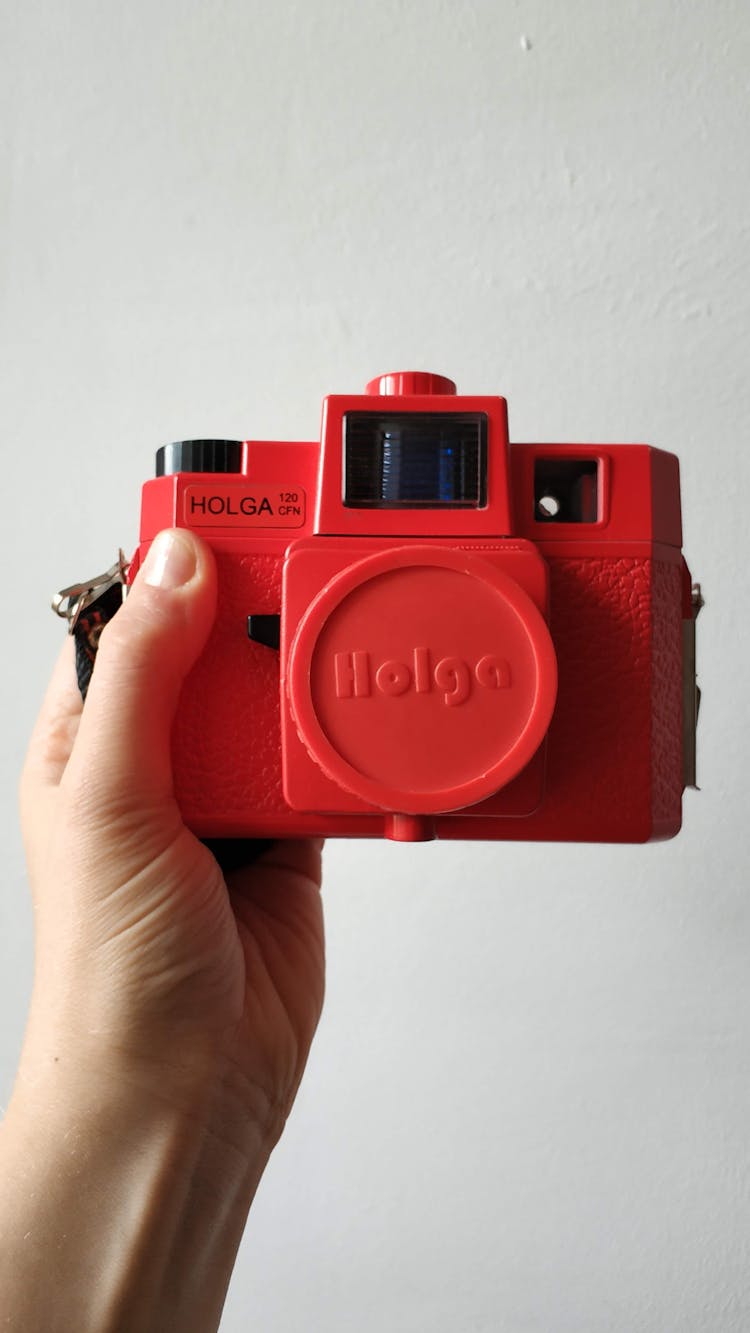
xmin=184 ymin=484 xmax=306 ymax=528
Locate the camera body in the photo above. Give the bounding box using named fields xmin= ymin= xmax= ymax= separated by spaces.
xmin=132 ymin=371 xmax=695 ymax=843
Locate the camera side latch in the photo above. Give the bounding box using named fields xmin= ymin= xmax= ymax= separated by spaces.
xmin=683 ymin=582 xmax=703 ymax=791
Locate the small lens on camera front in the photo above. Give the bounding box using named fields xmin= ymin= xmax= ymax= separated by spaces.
xmin=343 ymin=412 xmax=487 ymax=509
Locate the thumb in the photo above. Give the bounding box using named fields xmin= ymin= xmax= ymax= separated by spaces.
xmin=62 ymin=529 xmax=217 ymax=811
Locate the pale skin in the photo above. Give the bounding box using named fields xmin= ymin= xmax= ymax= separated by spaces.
xmin=0 ymin=528 xmax=325 ymax=1332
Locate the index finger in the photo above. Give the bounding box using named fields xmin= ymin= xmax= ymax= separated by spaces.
xmin=21 ymin=636 xmax=83 ymax=796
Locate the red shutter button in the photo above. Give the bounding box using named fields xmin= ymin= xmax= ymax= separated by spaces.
xmin=364 ymin=371 xmax=457 ymax=396
xmin=286 ymin=546 xmax=557 ymax=816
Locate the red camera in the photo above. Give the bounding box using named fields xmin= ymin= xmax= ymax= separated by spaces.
xmin=129 ymin=370 xmax=699 ymax=843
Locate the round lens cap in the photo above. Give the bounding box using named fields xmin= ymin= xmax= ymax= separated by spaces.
xmin=287 ymin=547 xmax=557 ymax=814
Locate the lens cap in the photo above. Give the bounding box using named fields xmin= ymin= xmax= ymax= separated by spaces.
xmin=285 ymin=546 xmax=558 ymax=815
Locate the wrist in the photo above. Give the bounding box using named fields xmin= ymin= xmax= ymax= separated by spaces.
xmin=0 ymin=1047 xmax=273 ymax=1333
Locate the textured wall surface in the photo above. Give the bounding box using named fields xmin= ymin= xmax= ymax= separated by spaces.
xmin=1 ymin=1 xmax=748 ymax=1329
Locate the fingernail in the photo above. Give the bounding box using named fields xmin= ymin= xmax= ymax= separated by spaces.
xmin=142 ymin=531 xmax=197 ymax=590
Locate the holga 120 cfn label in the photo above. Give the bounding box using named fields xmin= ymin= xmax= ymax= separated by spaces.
xmin=184 ymin=484 xmax=306 ymax=528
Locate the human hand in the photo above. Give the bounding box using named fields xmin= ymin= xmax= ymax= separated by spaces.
xmin=18 ymin=527 xmax=325 ymax=1141
xmin=1 ymin=528 xmax=325 ymax=1331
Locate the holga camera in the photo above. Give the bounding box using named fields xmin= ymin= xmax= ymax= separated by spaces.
xmin=60 ymin=371 xmax=701 ymax=843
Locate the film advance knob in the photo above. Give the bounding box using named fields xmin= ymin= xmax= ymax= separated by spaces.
xmin=155 ymin=439 xmax=243 ymax=477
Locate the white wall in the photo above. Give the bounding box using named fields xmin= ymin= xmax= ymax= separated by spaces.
xmin=1 ymin=1 xmax=748 ymax=1329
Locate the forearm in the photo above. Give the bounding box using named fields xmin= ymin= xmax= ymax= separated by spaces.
xmin=0 ymin=1054 xmax=271 ymax=1333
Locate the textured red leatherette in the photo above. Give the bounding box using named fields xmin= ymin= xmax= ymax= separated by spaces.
xmin=438 ymin=554 xmax=683 ymax=841
xmin=172 ymin=550 xmax=287 ymax=823
xmin=542 ymin=556 xmax=655 ymax=833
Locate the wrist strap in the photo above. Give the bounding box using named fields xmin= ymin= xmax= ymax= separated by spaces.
xmin=52 ymin=552 xmax=130 ymax=703
xmin=71 ymin=580 xmax=126 ymax=700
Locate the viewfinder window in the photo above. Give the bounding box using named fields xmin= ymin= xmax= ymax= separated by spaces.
xmin=534 ymin=458 xmax=599 ymax=523
xmin=344 ymin=412 xmax=488 ymax=509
